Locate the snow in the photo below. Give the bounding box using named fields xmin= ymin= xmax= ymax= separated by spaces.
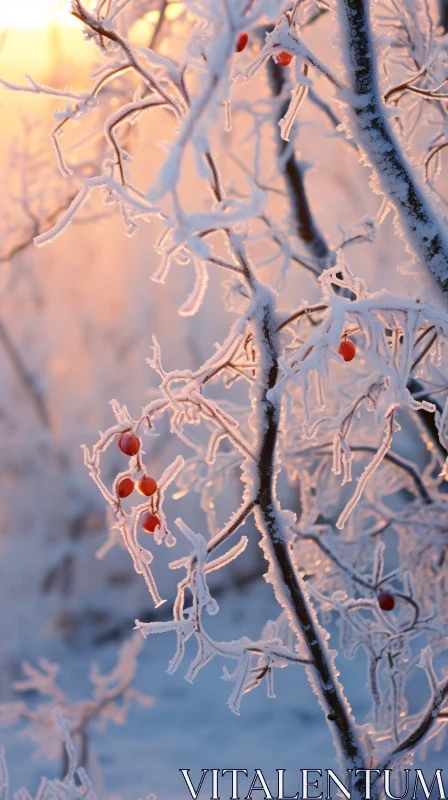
xmin=0 ymin=581 xmax=369 ymax=798
xmin=2 ymin=578 xmax=444 ymax=797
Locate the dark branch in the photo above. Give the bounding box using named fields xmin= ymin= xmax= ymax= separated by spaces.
xmin=266 ymin=49 xmax=334 ymax=268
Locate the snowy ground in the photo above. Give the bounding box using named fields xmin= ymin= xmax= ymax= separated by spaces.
xmin=0 ymin=578 xmax=440 ymax=800
xmin=1 ymin=580 xmax=350 ymax=797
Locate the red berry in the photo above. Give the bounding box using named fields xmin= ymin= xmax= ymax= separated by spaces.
xmin=141 ymin=512 xmax=160 ymax=534
xmin=338 ymin=339 xmax=356 ymax=362
xmin=236 ymin=32 xmax=248 ymax=53
xmin=137 ymin=475 xmax=157 ymax=497
xmin=276 ymin=51 xmax=293 ymax=67
xmin=378 ymin=592 xmax=395 ymax=612
xmin=117 ymin=477 xmax=134 ymax=499
xmin=118 ymin=431 xmax=140 ymax=457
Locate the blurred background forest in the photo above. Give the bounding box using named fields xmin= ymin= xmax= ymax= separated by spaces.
xmin=0 ymin=1 xmax=445 ymax=795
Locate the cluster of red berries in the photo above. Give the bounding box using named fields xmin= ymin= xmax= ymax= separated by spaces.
xmin=116 ymin=473 xmax=157 ymax=499
xmin=235 ymin=33 xmax=293 ymax=68
xmin=116 ymin=431 xmax=160 ymax=534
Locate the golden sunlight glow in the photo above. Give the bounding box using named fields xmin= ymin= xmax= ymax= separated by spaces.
xmin=130 ymin=3 xmax=185 ymax=45
xmin=164 ymin=2 xmax=184 ymax=21
xmin=146 ymin=2 xmax=184 ymax=23
xmin=1 ymin=0 xmax=77 ymax=31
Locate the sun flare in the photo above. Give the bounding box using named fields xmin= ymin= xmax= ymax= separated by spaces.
xmin=1 ymin=0 xmax=77 ymax=31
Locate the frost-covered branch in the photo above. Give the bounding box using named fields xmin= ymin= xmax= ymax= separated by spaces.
xmin=249 ymin=274 xmax=366 ymax=774
xmin=377 ymin=647 xmax=448 ymax=770
xmin=266 ymin=43 xmax=334 ymax=269
xmin=137 ymin=517 xmax=311 ymax=714
xmin=0 ymin=715 xmax=100 ymax=800
xmin=338 ymin=0 xmax=448 ymax=296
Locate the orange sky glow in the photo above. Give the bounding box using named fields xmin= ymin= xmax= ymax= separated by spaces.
xmin=1 ymin=0 xmax=78 ymax=30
